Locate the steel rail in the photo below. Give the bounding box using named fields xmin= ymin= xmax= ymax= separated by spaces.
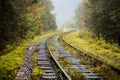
xmin=46 ymin=36 xmax=72 ymax=80
xmin=62 ymin=32 xmax=120 ymax=74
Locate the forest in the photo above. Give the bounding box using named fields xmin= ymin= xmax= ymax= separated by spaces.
xmin=0 ymin=0 xmax=57 ymax=79
xmin=0 ymin=0 xmax=120 ymax=80
xmin=75 ymin=0 xmax=120 ymax=45
xmin=0 ymin=0 xmax=56 ymax=52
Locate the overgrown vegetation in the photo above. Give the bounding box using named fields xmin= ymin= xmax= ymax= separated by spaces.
xmin=48 ymin=35 xmax=88 ymax=80
xmin=32 ymin=66 xmax=45 ymax=80
xmin=0 ymin=31 xmax=57 ymax=80
xmin=32 ymin=43 xmax=45 ymax=80
xmin=75 ymin=0 xmax=120 ymax=45
xmin=0 ymin=0 xmax=57 ymax=79
xmin=64 ymin=29 xmax=120 ymax=70
xmin=57 ymin=30 xmax=119 ymax=79
xmin=0 ymin=0 xmax=57 ymax=51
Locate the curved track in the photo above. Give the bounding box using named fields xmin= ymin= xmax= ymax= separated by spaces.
xmin=62 ymin=32 xmax=120 ymax=74
xmin=15 ymin=32 xmax=120 ymax=80
xmin=15 ymin=37 xmax=71 ymax=80
xmin=38 ymin=37 xmax=71 ymax=80
xmin=54 ymin=35 xmax=105 ymax=80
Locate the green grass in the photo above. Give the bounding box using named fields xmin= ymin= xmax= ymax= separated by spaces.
xmin=64 ymin=28 xmax=120 ymax=69
xmin=0 ymin=30 xmax=58 ymax=80
xmin=58 ymin=32 xmax=120 ymax=79
xmin=47 ymin=35 xmax=88 ymax=80
xmin=32 ymin=66 xmax=45 ymax=80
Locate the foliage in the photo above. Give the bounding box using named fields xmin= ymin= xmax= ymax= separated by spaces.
xmin=32 ymin=52 xmax=38 ymax=63
xmin=0 ymin=30 xmax=57 ymax=80
xmin=0 ymin=0 xmax=57 ymax=51
xmin=64 ymin=30 xmax=120 ymax=70
xmin=32 ymin=66 xmax=45 ymax=80
xmin=67 ymin=67 xmax=87 ymax=80
xmin=75 ymin=0 xmax=120 ymax=45
xmin=58 ymin=56 xmax=72 ymax=68
xmin=62 ymin=30 xmax=120 ymax=79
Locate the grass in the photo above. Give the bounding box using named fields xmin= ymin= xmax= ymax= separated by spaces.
xmin=47 ymin=35 xmax=88 ymax=80
xmin=64 ymin=28 xmax=120 ymax=69
xmin=0 ymin=30 xmax=58 ymax=80
xmin=58 ymin=29 xmax=120 ymax=79
xmin=32 ymin=66 xmax=45 ymax=80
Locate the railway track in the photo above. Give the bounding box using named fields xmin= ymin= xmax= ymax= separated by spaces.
xmin=15 ymin=31 xmax=120 ymax=80
xmin=38 ymin=38 xmax=58 ymax=80
xmin=53 ymin=35 xmax=106 ymax=80
xmin=58 ymin=31 xmax=120 ymax=79
xmin=15 ymin=36 xmax=71 ymax=80
xmin=38 ymin=38 xmax=71 ymax=80
xmin=62 ymin=32 xmax=120 ymax=73
xmin=15 ymin=42 xmax=38 ymax=80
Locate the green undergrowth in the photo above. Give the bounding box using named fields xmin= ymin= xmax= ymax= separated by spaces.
xmin=58 ymin=32 xmax=120 ymax=79
xmin=64 ymin=28 xmax=120 ymax=69
xmin=32 ymin=45 xmax=40 ymax=64
xmin=0 ymin=30 xmax=58 ymax=80
xmin=32 ymin=66 xmax=45 ymax=80
xmin=48 ymin=36 xmax=88 ymax=80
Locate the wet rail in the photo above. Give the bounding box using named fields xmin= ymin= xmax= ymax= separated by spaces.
xmin=38 ymin=38 xmax=58 ymax=80
xmin=62 ymin=32 xmax=120 ymax=75
xmin=54 ymin=35 xmax=105 ymax=80
xmin=15 ymin=36 xmax=71 ymax=80
xmin=46 ymin=36 xmax=71 ymax=80
xmin=15 ymin=31 xmax=120 ymax=80
xmin=38 ymin=37 xmax=71 ymax=80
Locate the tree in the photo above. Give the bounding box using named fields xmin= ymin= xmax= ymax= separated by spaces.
xmin=75 ymin=0 xmax=120 ymax=44
xmin=0 ymin=0 xmax=57 ymax=51
xmin=40 ymin=0 xmax=57 ymax=31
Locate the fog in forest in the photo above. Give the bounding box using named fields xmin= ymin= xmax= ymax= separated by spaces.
xmin=52 ymin=0 xmax=82 ymax=29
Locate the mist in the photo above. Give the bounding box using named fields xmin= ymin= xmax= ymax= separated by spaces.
xmin=52 ymin=0 xmax=82 ymax=28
